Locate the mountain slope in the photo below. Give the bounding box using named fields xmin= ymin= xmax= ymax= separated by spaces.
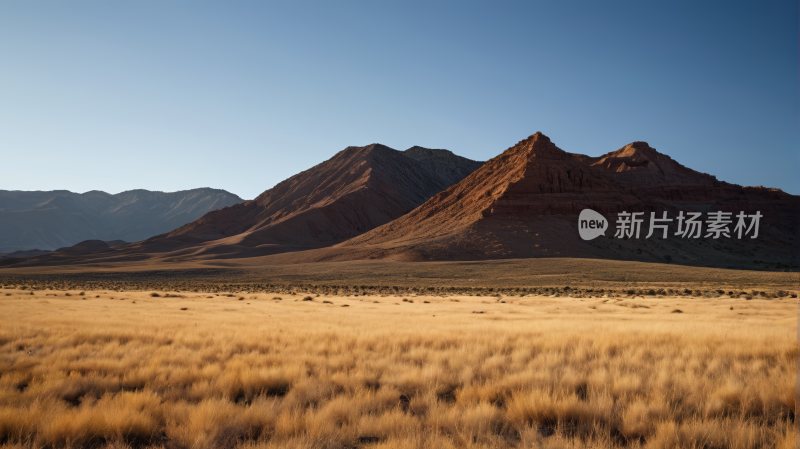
xmin=0 ymin=188 xmax=243 ymax=252
xmin=403 ymin=146 xmax=484 ymax=187
xmin=574 ymin=141 xmax=798 ymax=216
xmin=163 ymin=144 xmax=484 ymax=254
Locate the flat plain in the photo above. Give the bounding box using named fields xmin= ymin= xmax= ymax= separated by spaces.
xmin=0 ymin=261 xmax=796 ymax=448
xmin=2 ymin=257 xmax=798 ymax=290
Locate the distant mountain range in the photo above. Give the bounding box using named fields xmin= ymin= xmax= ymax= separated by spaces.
xmin=2 ymin=135 xmax=797 ymax=270
xmin=0 ymin=188 xmax=243 ymax=253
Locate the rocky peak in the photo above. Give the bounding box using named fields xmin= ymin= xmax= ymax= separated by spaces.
xmin=587 ymin=142 xmax=716 ymax=187
xmin=509 ymin=132 xmax=573 ymax=161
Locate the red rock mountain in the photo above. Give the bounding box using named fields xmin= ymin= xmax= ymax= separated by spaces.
xmin=278 ymin=133 xmax=797 ymax=268
xmin=575 ymin=141 xmax=798 ymax=217
xmin=342 ymin=133 xmax=646 ymax=244
xmin=155 ymin=144 xmax=483 ymax=254
xmin=572 ymin=141 xmax=717 ymax=188
xmin=325 ymin=133 xmax=652 ymax=258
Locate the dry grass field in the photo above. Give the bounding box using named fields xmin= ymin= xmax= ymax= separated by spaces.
xmin=0 ymin=282 xmax=796 ymax=449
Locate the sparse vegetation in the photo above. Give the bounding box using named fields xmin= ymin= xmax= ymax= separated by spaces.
xmin=0 ymin=274 xmax=796 ymax=449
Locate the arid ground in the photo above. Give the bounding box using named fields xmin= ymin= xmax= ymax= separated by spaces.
xmin=0 ymin=259 xmax=796 ymax=449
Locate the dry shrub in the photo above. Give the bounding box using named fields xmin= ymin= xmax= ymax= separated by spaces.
xmin=620 ymin=398 xmax=668 ymax=439
xmin=506 ymin=388 xmax=613 ymax=433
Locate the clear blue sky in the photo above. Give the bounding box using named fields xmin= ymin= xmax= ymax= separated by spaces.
xmin=1 ymin=1 xmax=797 ymax=199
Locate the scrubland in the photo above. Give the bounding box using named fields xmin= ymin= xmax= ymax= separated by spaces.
xmin=0 ymin=284 xmax=796 ymax=449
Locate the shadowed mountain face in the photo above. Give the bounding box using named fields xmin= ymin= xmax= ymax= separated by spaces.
xmin=0 ymin=189 xmax=243 ymax=253
xmin=156 ymin=144 xmax=484 ymax=256
xmin=403 ymin=146 xmax=484 ymax=187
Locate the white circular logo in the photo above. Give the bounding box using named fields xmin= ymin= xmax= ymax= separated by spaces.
xmin=578 ymin=209 xmax=607 ymax=240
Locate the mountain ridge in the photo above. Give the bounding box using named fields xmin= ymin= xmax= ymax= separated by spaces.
xmin=0 ymin=188 xmax=244 ymax=252
xmin=161 ymin=143 xmax=483 ymax=253
xmin=3 ymin=133 xmax=796 ymax=270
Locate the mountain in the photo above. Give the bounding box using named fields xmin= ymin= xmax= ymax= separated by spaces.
xmin=54 ymin=239 xmax=127 ymax=254
xmin=331 ymin=132 xmax=654 ymax=257
xmin=0 ymin=249 xmax=51 ymax=259
xmin=4 ymin=134 xmax=796 ymax=270
xmin=282 ymin=132 xmax=798 ymax=269
xmin=575 ymin=141 xmax=798 ymax=216
xmin=148 ymin=144 xmax=484 ymax=258
xmin=0 ymin=143 xmax=483 ymax=266
xmin=571 ymin=141 xmax=718 ymax=188
xmin=0 ymin=188 xmax=243 ymax=253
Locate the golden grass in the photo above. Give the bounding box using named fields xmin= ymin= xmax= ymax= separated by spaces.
xmin=0 ymin=287 xmax=796 ymax=448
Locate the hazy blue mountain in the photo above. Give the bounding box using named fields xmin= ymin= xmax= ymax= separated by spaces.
xmin=0 ymin=188 xmax=243 ymax=252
